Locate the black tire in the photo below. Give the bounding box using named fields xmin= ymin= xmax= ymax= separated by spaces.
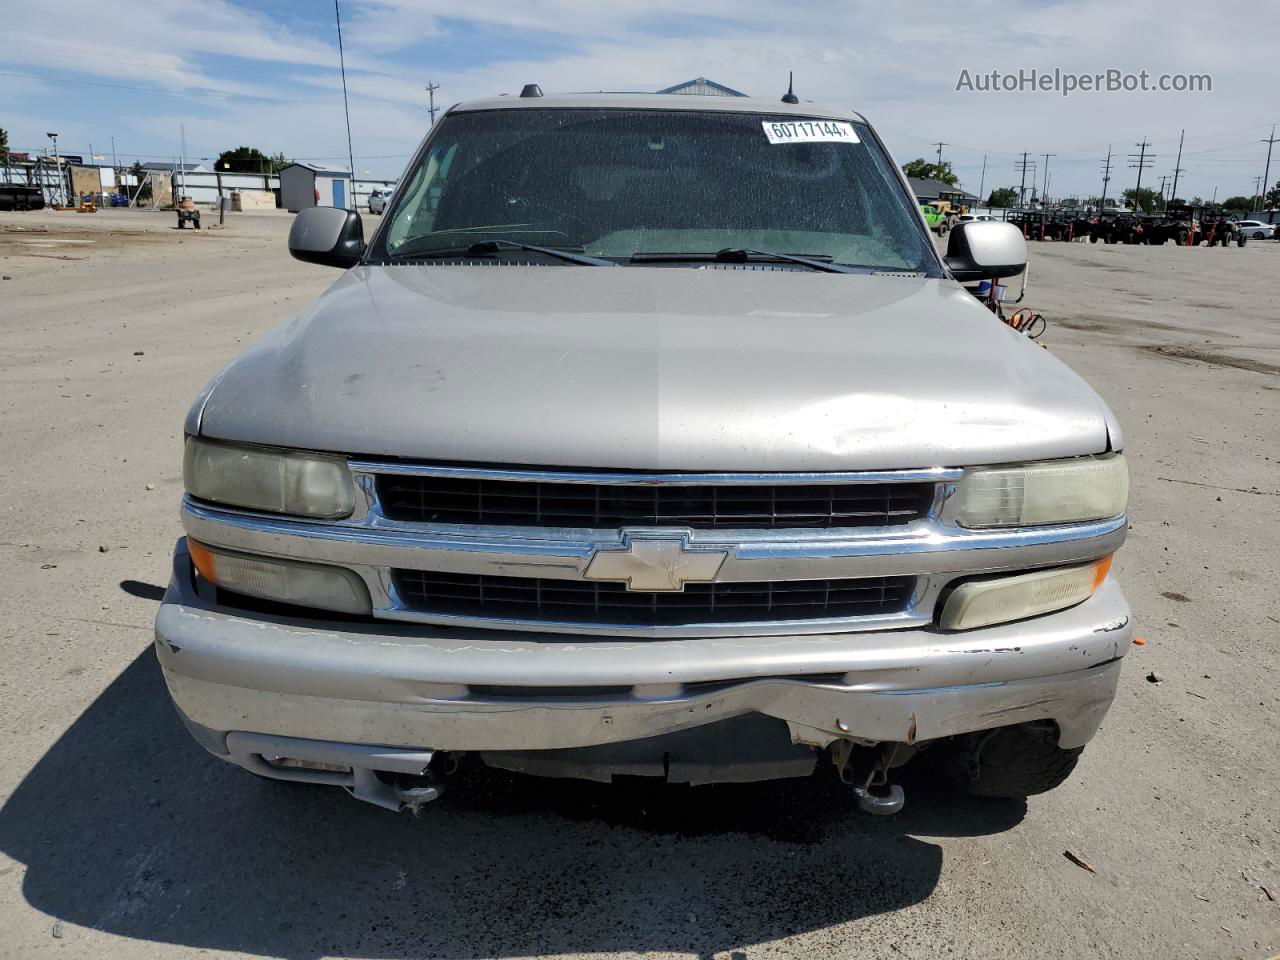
xmin=1237 ymin=234 xmax=1248 ymax=247
xmin=934 ymin=722 xmax=1083 ymax=798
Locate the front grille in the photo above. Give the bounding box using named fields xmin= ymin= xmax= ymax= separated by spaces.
xmin=393 ymin=570 xmax=914 ymax=626
xmin=376 ymin=475 xmax=934 ymax=529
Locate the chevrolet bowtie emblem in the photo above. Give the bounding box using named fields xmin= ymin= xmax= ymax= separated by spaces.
xmin=583 ymin=533 xmax=729 ymax=592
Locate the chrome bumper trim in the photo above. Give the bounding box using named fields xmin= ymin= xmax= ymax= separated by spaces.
xmin=179 ymin=459 xmax=1125 ymax=637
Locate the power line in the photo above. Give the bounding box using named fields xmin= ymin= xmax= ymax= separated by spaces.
xmin=932 ymin=141 xmax=948 ymax=166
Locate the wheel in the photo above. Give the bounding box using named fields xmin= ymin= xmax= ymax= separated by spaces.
xmin=1253 ymin=230 xmax=1266 ymax=239
xmin=1089 ymin=232 xmax=1099 ymax=243
xmin=1237 ymin=234 xmax=1247 ymax=247
xmin=932 ymin=722 xmax=1083 ymax=798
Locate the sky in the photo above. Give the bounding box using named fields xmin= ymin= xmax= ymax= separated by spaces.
xmin=2 ymin=0 xmax=1278 ymax=202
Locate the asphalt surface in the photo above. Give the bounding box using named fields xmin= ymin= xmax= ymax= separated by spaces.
xmin=0 ymin=209 xmax=1277 ymax=959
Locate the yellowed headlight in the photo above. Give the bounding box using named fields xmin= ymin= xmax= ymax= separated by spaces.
xmin=952 ymin=454 xmax=1128 ymax=528
xmin=189 ymin=539 xmax=370 ymax=615
xmin=940 ymin=556 xmax=1112 ymax=630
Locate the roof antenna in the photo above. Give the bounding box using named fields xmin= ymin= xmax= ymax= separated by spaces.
xmin=520 ymin=83 xmax=543 ymax=98
xmin=781 ymin=71 xmax=799 ymax=104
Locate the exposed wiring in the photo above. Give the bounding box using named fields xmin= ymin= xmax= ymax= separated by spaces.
xmin=1006 ymin=307 xmax=1047 ymax=339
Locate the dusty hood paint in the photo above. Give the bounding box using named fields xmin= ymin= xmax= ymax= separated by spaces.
xmin=193 ymin=264 xmax=1117 ymax=471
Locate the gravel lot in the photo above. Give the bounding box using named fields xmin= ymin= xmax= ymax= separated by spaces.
xmin=0 ymin=208 xmax=1277 ymax=960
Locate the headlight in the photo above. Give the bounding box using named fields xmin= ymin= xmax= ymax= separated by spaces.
xmin=940 ymin=556 xmax=1112 ymax=630
xmin=184 ymin=437 xmax=355 ymax=518
xmin=950 ymin=454 xmax=1128 ymax=528
xmin=189 ymin=540 xmax=371 ymax=615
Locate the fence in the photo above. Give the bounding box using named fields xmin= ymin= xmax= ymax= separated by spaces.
xmin=169 ymin=171 xmax=396 ymax=211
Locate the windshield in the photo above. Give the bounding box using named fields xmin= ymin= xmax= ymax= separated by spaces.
xmin=373 ymin=108 xmax=938 ymax=273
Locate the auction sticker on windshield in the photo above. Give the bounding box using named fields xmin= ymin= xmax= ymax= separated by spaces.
xmin=762 ymin=120 xmax=860 ymax=144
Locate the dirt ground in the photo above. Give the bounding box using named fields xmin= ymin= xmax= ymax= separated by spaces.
xmin=0 ymin=208 xmax=1277 ymax=960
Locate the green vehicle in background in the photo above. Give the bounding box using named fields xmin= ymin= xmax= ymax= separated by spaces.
xmin=919 ymin=201 xmax=954 ymax=235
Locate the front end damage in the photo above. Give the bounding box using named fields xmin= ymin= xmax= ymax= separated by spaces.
xmin=157 ymin=541 xmax=1130 ymax=814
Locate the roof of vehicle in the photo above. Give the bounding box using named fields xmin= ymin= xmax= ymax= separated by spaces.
xmin=449 ymin=91 xmax=863 ymax=122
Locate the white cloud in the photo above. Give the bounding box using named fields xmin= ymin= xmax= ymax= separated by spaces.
xmin=3 ymin=0 xmax=1276 ymax=194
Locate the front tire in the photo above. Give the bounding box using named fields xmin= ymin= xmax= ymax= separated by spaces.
xmin=934 ymin=722 xmax=1083 ymax=798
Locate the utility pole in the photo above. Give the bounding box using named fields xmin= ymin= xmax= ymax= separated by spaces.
xmin=1016 ymin=152 xmax=1035 ymax=207
xmin=179 ymin=122 xmax=187 ymax=203
xmin=426 ymin=81 xmax=440 ymax=126
xmin=1157 ymin=175 xmax=1169 ymax=209
xmin=1099 ymin=145 xmax=1113 ymax=210
xmin=47 ymin=132 xmax=62 ymax=206
xmin=1260 ymin=124 xmax=1278 ymax=212
xmin=1128 ymin=137 xmax=1154 ymax=200
xmin=977 ymin=154 xmax=987 ymax=207
xmin=1169 ymin=128 xmax=1185 ymax=204
xmin=1253 ymin=175 xmax=1264 ymax=209
xmin=1040 ymin=152 xmax=1055 ymax=205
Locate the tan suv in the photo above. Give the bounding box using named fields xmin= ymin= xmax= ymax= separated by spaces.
xmin=157 ymin=89 xmax=1131 ymax=814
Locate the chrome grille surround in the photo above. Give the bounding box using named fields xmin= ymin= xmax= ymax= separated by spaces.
xmin=180 ymin=460 xmax=1127 ymax=638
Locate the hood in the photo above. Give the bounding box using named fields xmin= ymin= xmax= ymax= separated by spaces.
xmin=193 ymin=264 xmax=1117 ymax=471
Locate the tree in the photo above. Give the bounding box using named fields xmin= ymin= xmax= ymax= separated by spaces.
xmin=215 ymin=146 xmax=288 ymax=174
xmin=986 ymin=187 xmax=1018 ymax=208
xmin=1265 ymin=181 xmax=1280 ymax=210
xmin=902 ymin=158 xmax=959 ymax=186
xmin=1122 ymin=187 xmax=1160 ymax=213
xmin=1221 ymin=195 xmax=1252 ymax=212
xmin=0 ymin=126 xmax=8 ymax=163
xmin=1189 ymin=196 xmax=1206 ymax=207
xmin=126 ymin=161 xmax=153 ymax=203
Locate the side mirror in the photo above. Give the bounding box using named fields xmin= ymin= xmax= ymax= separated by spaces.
xmin=943 ymin=221 xmax=1027 ymax=282
xmin=288 ymin=207 xmax=365 ymax=268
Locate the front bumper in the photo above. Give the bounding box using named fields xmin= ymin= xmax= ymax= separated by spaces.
xmin=156 ymin=540 xmax=1132 ymax=767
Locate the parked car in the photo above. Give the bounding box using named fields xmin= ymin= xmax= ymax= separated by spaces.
xmin=158 ymin=90 xmax=1132 ymax=815
xmin=368 ymin=187 xmax=394 ymax=214
xmin=1235 ymin=219 xmax=1275 ymax=239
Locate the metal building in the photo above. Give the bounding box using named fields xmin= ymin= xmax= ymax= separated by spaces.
xmin=278 ymin=162 xmax=352 ymax=212
xmin=657 ymin=78 xmax=747 ymax=97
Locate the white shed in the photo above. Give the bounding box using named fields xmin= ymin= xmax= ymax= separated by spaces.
xmin=279 ymin=162 xmax=352 ymax=212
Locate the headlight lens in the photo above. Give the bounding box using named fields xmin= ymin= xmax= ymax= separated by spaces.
xmin=184 ymin=437 xmax=354 ymax=518
xmin=940 ymin=556 xmax=1112 ymax=630
xmin=951 ymin=454 xmax=1128 ymax=528
xmin=189 ymin=540 xmax=371 ymax=615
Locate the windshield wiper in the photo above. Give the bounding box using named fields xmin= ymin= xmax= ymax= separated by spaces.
xmin=630 ymin=248 xmax=859 ymax=274
xmin=387 ymin=239 xmax=615 ymax=266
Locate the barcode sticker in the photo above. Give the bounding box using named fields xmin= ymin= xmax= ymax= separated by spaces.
xmin=762 ymin=120 xmax=860 ymax=144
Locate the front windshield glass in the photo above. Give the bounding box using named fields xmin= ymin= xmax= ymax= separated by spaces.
xmin=375 ymin=108 xmax=938 ymax=273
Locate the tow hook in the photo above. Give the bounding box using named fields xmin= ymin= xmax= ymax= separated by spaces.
xmin=831 ymin=740 xmax=907 ymax=816
xmin=395 ymin=781 xmax=445 ymax=814
xmin=393 ymin=751 xmax=461 ymax=815
xmin=853 ymin=781 xmax=905 ymax=816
